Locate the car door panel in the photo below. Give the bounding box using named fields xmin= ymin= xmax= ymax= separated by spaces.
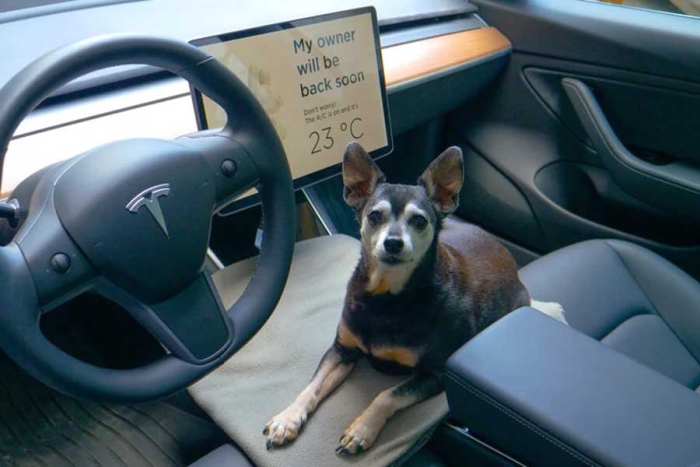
xmin=449 ymin=0 xmax=700 ymax=278
xmin=472 ymin=0 xmax=700 ymax=82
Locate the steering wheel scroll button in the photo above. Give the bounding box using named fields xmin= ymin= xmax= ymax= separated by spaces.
xmin=221 ymin=159 xmax=237 ymax=177
xmin=0 ymin=199 xmax=19 ymax=227
xmin=50 ymin=253 xmax=71 ymax=274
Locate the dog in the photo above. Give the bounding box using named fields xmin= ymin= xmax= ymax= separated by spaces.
xmin=263 ymin=142 xmax=566 ymax=454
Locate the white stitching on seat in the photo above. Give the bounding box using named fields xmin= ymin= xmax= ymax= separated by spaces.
xmin=445 ymin=372 xmax=600 ymax=467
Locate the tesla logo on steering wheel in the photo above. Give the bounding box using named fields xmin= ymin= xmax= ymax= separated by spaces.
xmin=126 ymin=183 xmax=171 ymax=238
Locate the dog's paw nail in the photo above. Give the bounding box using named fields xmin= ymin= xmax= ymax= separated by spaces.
xmin=263 ymin=427 xmax=269 ymax=436
xmin=266 ymin=439 xmax=272 ymax=451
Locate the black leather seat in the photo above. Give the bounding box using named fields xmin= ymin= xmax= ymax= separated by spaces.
xmin=520 ymin=239 xmax=700 ymax=393
xmin=442 ymin=238 xmax=700 ymax=467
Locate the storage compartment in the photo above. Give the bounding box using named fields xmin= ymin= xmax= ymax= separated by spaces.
xmin=535 ymin=162 xmax=700 ymax=247
xmin=428 ymin=422 xmax=522 ymax=467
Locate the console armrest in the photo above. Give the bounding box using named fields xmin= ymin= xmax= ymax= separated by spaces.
xmin=445 ymin=307 xmax=700 ymax=467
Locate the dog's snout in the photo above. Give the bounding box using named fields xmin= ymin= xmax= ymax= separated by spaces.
xmin=383 ymin=237 xmax=404 ymax=254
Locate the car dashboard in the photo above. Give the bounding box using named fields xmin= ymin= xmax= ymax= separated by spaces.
xmin=0 ymin=0 xmax=511 ymax=206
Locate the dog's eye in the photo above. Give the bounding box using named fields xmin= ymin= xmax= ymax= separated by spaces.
xmin=367 ymin=210 xmax=384 ymax=226
xmin=409 ymin=215 xmax=428 ymax=230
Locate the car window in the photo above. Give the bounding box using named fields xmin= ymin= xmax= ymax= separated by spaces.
xmin=587 ymin=0 xmax=700 ymax=17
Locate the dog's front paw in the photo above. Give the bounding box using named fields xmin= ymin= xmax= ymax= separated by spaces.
xmin=263 ymin=405 xmax=308 ymax=449
xmin=336 ymin=414 xmax=383 ymax=455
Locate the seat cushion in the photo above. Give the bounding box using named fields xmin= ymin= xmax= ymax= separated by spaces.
xmin=189 ymin=444 xmax=253 ymax=467
xmin=189 ymin=235 xmax=448 ymax=467
xmin=520 ymin=239 xmax=700 ymax=391
xmin=190 ymin=444 xmax=444 ymax=467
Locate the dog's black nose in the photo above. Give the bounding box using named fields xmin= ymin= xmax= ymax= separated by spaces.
xmin=384 ymin=237 xmax=404 ymax=254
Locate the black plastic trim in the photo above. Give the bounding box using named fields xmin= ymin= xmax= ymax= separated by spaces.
xmin=377 ymin=4 xmax=477 ymax=29
xmin=380 ymin=16 xmax=483 ymax=47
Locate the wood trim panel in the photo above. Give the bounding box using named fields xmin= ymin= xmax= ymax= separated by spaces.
xmin=382 ymin=27 xmax=511 ymax=88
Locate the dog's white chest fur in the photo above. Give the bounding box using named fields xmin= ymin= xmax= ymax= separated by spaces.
xmin=366 ymin=266 xmax=415 ymax=295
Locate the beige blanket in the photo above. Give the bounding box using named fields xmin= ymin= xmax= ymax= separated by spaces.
xmin=189 ymin=234 xmax=448 ymax=467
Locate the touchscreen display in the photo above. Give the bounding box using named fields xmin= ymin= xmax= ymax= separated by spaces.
xmin=191 ymin=7 xmax=392 ymax=208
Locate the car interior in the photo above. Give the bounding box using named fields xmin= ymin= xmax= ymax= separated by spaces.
xmin=0 ymin=0 xmax=699 ymax=466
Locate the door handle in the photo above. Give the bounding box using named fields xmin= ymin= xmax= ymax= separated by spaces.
xmin=562 ymin=77 xmax=700 ymax=218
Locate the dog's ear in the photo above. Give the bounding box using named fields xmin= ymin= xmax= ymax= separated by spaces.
xmin=418 ymin=146 xmax=464 ymax=216
xmin=342 ymin=142 xmax=385 ymax=210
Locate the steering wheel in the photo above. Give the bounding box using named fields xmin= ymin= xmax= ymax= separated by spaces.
xmin=0 ymin=35 xmax=295 ymax=402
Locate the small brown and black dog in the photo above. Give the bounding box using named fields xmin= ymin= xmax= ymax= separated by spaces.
xmin=264 ymin=142 xmax=565 ymax=454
